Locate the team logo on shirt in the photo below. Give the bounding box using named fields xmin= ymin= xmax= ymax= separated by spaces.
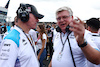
xmin=55 ymin=33 xmax=60 ymax=39
xmin=2 ymin=48 xmax=10 ymax=52
xmin=4 ymin=44 xmax=10 ymax=46
xmin=69 ymin=33 xmax=75 ymax=39
xmin=24 ymin=42 xmax=27 ymax=45
xmin=0 ymin=53 xmax=9 ymax=57
xmin=22 ymin=39 xmax=25 ymax=42
xmin=22 ymin=39 xmax=27 ymax=45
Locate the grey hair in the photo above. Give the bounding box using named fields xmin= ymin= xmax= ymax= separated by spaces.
xmin=56 ymin=6 xmax=73 ymax=16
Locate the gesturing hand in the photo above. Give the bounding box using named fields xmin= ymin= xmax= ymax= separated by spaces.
xmin=69 ymin=17 xmax=85 ymax=45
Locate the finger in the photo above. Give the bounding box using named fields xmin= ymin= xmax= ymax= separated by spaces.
xmin=71 ymin=20 xmax=80 ymax=28
xmin=74 ymin=16 xmax=79 ymax=21
xmin=77 ymin=17 xmax=84 ymax=24
xmin=72 ymin=19 xmax=79 ymax=25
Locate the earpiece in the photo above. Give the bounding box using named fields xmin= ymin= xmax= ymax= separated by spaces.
xmin=56 ymin=26 xmax=62 ymax=33
xmin=56 ymin=25 xmax=72 ymax=33
xmin=17 ymin=4 xmax=29 ymax=22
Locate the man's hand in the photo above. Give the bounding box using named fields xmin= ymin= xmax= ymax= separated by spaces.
xmin=69 ymin=17 xmax=85 ymax=45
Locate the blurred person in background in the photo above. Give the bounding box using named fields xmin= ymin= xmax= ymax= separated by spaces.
xmin=46 ymin=25 xmax=53 ymax=60
xmin=51 ymin=22 xmax=57 ymax=31
xmin=36 ymin=24 xmax=47 ymax=67
xmin=6 ymin=23 xmax=11 ymax=33
xmin=3 ymin=16 xmax=18 ymax=39
xmin=0 ymin=23 xmax=2 ymax=46
xmin=0 ymin=23 xmax=3 ymax=34
xmin=86 ymin=18 xmax=100 ymax=67
xmin=1 ymin=23 xmax=7 ymax=34
xmin=29 ymin=29 xmax=37 ymax=45
xmin=10 ymin=16 xmax=18 ymax=30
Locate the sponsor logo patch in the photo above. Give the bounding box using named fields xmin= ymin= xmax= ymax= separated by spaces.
xmin=4 ymin=44 xmax=10 ymax=46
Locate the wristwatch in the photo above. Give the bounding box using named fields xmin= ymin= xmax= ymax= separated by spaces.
xmin=78 ymin=39 xmax=87 ymax=48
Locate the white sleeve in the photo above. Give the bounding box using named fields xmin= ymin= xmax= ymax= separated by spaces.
xmin=0 ymin=39 xmax=18 ymax=67
xmin=29 ymin=29 xmax=37 ymax=42
xmin=42 ymin=33 xmax=47 ymax=40
xmin=84 ymin=30 xmax=99 ymax=51
xmin=84 ymin=30 xmax=91 ymax=39
xmin=33 ymin=31 xmax=37 ymax=42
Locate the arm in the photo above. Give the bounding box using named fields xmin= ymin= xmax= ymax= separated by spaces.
xmin=69 ymin=17 xmax=100 ymax=64
xmin=37 ymin=33 xmax=46 ymax=60
xmin=81 ymin=43 xmax=100 ymax=64
xmin=48 ymin=60 xmax=52 ymax=67
xmin=0 ymin=40 xmax=18 ymax=67
xmin=38 ymin=39 xmax=45 ymax=60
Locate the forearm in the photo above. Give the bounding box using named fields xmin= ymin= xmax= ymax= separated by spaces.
xmin=48 ymin=60 xmax=52 ymax=67
xmin=38 ymin=46 xmax=44 ymax=57
xmin=81 ymin=44 xmax=100 ymax=64
xmin=38 ymin=39 xmax=45 ymax=57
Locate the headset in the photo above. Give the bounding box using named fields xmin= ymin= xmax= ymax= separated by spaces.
xmin=56 ymin=25 xmax=72 ymax=33
xmin=17 ymin=4 xmax=30 ymax=22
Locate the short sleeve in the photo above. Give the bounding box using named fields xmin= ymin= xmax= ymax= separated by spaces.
xmin=84 ymin=30 xmax=99 ymax=51
xmin=29 ymin=29 xmax=37 ymax=42
xmin=42 ymin=33 xmax=47 ymax=40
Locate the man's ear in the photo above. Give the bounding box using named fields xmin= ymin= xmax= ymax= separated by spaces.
xmin=87 ymin=26 xmax=91 ymax=31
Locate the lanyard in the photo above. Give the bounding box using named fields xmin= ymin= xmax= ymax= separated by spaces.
xmin=60 ymin=33 xmax=70 ymax=53
xmin=25 ymin=34 xmax=33 ymax=46
xmin=25 ymin=34 xmax=35 ymax=52
xmin=16 ymin=25 xmax=35 ymax=52
xmin=60 ymin=32 xmax=76 ymax=67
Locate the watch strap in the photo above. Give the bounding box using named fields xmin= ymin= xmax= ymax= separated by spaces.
xmin=78 ymin=41 xmax=87 ymax=48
